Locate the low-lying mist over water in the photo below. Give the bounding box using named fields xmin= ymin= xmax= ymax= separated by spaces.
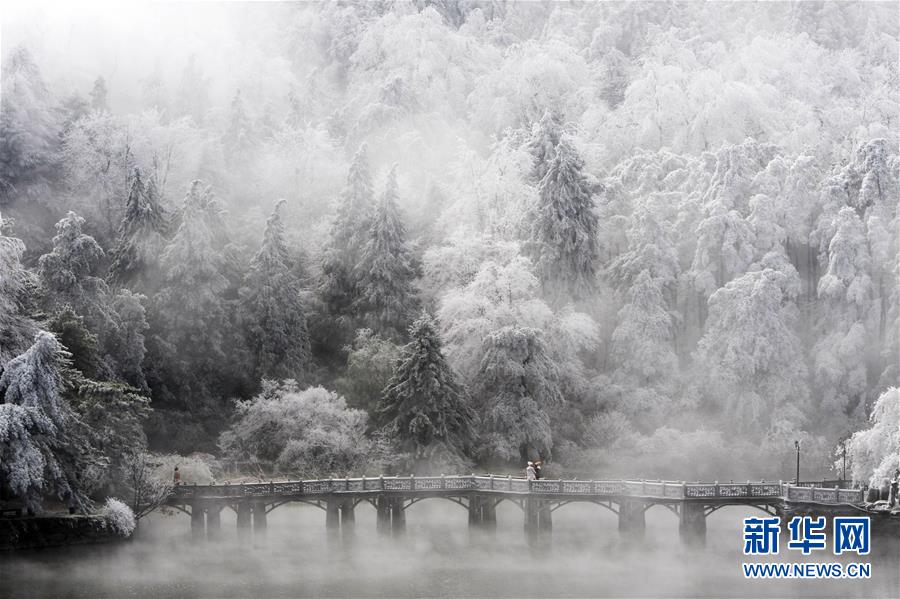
xmin=2 ymin=504 xmax=898 ymax=598
xmin=1 ymin=1 xmax=898 ymax=597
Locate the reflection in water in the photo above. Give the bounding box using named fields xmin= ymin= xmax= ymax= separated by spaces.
xmin=1 ymin=501 xmax=897 ymax=598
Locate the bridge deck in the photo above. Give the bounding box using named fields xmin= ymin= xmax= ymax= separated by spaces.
xmin=168 ymin=476 xmax=865 ymax=506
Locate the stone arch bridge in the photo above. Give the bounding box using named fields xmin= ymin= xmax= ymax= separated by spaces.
xmin=166 ymin=475 xmax=865 ymax=547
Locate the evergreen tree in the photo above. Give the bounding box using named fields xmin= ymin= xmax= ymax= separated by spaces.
xmin=240 ymin=200 xmax=310 ymax=381
xmin=379 ymin=312 xmax=476 ymax=464
xmin=153 ymin=181 xmax=230 ymax=395
xmin=38 ymin=211 xmax=111 ymax=328
xmin=813 ymin=207 xmax=874 ymax=430
xmin=90 ymin=76 xmax=108 ymax=112
xmin=695 ymin=268 xmax=809 ymax=433
xmin=0 ymin=332 xmax=98 ymax=512
xmin=108 ymin=169 xmax=168 ymax=291
xmin=355 ymin=166 xmax=418 ymax=339
xmin=0 ymin=222 xmax=36 ymax=367
xmin=474 ymin=325 xmax=563 ymax=463
xmin=319 ymin=143 xmax=375 ymax=325
xmin=0 ymin=46 xmax=59 ymax=202
xmin=529 ymin=138 xmax=599 ymax=303
xmin=223 ymin=88 xmax=253 ymax=167
xmin=527 ymin=110 xmax=562 ymax=181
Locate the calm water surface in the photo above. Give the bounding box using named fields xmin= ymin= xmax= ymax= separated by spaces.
xmin=1 ymin=502 xmax=897 ymax=598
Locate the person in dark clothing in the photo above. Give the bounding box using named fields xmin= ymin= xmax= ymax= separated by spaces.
xmin=534 ymin=460 xmax=543 ymax=480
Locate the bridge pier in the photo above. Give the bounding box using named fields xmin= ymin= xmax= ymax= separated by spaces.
xmin=376 ymin=496 xmax=391 ymax=535
xmin=236 ymin=501 xmax=252 ymax=540
xmin=206 ymin=503 xmax=222 ymax=541
xmin=618 ymin=500 xmax=645 ymax=540
xmin=524 ymin=498 xmax=539 ymax=544
xmin=252 ymin=501 xmax=267 ymax=535
xmin=191 ymin=504 xmax=205 ymax=540
xmin=538 ymin=501 xmax=552 ymax=535
xmin=482 ymin=497 xmax=497 ymax=531
xmin=390 ymin=498 xmax=406 ymax=535
xmin=679 ymin=503 xmax=706 ymax=547
xmin=326 ymin=498 xmax=341 ymax=537
xmin=340 ymin=499 xmax=355 ymax=539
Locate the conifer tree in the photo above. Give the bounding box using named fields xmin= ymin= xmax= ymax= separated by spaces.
xmin=0 ymin=222 xmax=36 ymax=367
xmin=0 ymin=46 xmax=60 ymax=201
xmin=152 ymin=181 xmax=231 ymax=393
xmin=474 ymin=326 xmax=563 ymax=462
xmin=241 ymin=200 xmax=310 ymax=381
xmin=528 ymin=111 xmax=562 ymax=181
xmin=108 ymin=169 xmax=168 ymax=291
xmin=379 ymin=312 xmax=476 ymax=463
xmin=38 ymin=212 xmax=111 ymax=330
xmin=529 ymin=138 xmax=599 ymax=303
xmin=0 ymin=332 xmax=97 ymax=512
xmin=90 ymin=76 xmax=108 ymax=112
xmin=355 ymin=166 xmax=418 ymax=339
xmin=319 ymin=144 xmax=375 ymax=323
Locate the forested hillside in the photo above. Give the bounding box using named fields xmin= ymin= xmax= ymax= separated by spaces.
xmin=1 ymin=1 xmax=897 ymax=511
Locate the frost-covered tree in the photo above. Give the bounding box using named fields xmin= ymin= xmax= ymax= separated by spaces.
xmin=223 ymin=88 xmax=253 ymax=167
xmin=355 ymin=166 xmax=418 ymax=339
xmin=0 ymin=224 xmax=36 ymax=367
xmin=529 ymin=138 xmax=599 ymax=303
xmin=336 ymin=329 xmax=401 ymax=412
xmin=695 ymin=268 xmax=809 ymax=433
xmin=0 ymin=332 xmax=97 ymax=511
xmin=813 ymin=207 xmax=874 ymax=430
xmin=108 ymin=169 xmax=168 ymax=291
xmin=152 ymin=181 xmax=232 ymax=400
xmin=90 ymin=76 xmax=108 ymax=112
xmin=38 ymin=211 xmax=107 ymax=315
xmin=319 ymin=144 xmax=375 ymax=326
xmin=240 ymin=200 xmax=310 ymax=381
xmin=527 ymin=111 xmax=562 ymax=181
xmin=845 ymin=387 xmax=899 ymax=485
xmin=379 ymin=312 xmax=476 ymax=466
xmin=219 ymin=382 xmax=371 ymax=477
xmin=475 ymin=326 xmax=563 ymax=463
xmin=0 ymin=46 xmax=59 ymax=201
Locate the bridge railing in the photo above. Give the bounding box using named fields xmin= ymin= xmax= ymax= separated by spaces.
xmin=784 ymin=484 xmax=864 ymax=504
xmin=169 ymin=477 xmax=866 ymax=505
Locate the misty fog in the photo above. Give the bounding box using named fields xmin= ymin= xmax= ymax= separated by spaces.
xmin=0 ymin=1 xmax=898 ymax=597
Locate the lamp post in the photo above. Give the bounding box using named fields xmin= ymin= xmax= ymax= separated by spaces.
xmin=840 ymin=441 xmax=847 ymax=483
xmin=794 ymin=440 xmax=801 ymax=484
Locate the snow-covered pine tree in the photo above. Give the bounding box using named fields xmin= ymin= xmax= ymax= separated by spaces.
xmin=90 ymin=76 xmax=108 ymax=112
xmin=379 ymin=311 xmax=476 ymax=464
xmin=38 ymin=211 xmax=117 ymax=342
xmin=152 ymin=181 xmax=231 ymax=389
xmin=0 ymin=332 xmax=97 ymax=512
xmin=813 ymin=207 xmax=874 ymax=431
xmin=0 ymin=46 xmax=60 ymax=202
xmin=108 ymin=169 xmax=168 ymax=291
xmin=695 ymin=268 xmax=809 ymax=433
xmin=319 ymin=143 xmax=375 ymax=323
xmin=529 ymin=137 xmax=599 ymax=303
xmin=527 ymin=110 xmax=562 ymax=181
xmin=0 ymin=222 xmax=36 ymax=367
xmin=354 ymin=165 xmax=418 ymax=339
xmin=474 ymin=325 xmax=563 ymax=463
xmin=223 ymin=88 xmax=253 ymax=167
xmin=240 ymin=200 xmax=310 ymax=381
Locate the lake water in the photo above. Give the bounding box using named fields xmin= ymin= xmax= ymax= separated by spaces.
xmin=1 ymin=501 xmax=897 ymax=598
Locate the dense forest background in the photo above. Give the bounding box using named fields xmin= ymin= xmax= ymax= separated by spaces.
xmin=1 ymin=1 xmax=898 ymax=511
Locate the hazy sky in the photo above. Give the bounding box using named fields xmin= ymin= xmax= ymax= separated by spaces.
xmin=1 ymin=1 xmax=293 ymax=112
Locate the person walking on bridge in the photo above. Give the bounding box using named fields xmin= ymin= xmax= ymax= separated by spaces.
xmin=526 ymin=461 xmax=536 ymax=481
